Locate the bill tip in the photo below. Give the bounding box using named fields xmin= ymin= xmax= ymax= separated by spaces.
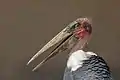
xmin=27 ymin=58 xmax=33 ymax=65
xmin=32 ymin=67 xmax=38 ymax=71
xmin=26 ymin=62 xmax=30 ymax=65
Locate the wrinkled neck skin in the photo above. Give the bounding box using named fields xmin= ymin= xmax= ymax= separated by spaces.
xmin=69 ymin=34 xmax=90 ymax=54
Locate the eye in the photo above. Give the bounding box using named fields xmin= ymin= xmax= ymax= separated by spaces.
xmin=66 ymin=23 xmax=80 ymax=33
xmin=71 ymin=23 xmax=80 ymax=29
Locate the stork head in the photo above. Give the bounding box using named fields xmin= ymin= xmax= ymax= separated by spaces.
xmin=74 ymin=18 xmax=92 ymax=39
xmin=27 ymin=18 xmax=92 ymax=71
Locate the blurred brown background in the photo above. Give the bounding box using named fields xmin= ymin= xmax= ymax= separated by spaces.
xmin=0 ymin=0 xmax=120 ymax=80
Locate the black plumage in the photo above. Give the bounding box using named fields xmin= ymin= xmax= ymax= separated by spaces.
xmin=63 ymin=55 xmax=113 ymax=80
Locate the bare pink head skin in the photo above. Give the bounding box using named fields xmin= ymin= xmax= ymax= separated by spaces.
xmin=75 ymin=18 xmax=92 ymax=39
xmin=70 ymin=18 xmax=92 ymax=53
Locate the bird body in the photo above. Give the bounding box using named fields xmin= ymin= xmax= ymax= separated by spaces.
xmin=64 ymin=50 xmax=113 ymax=80
xmin=27 ymin=18 xmax=113 ymax=80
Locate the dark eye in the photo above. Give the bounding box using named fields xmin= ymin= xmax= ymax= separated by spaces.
xmin=67 ymin=23 xmax=80 ymax=33
xmin=72 ymin=23 xmax=80 ymax=29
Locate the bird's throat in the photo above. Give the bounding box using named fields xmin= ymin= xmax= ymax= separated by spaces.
xmin=70 ymin=35 xmax=90 ymax=54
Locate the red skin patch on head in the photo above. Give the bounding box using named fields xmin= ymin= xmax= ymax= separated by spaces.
xmin=74 ymin=27 xmax=89 ymax=39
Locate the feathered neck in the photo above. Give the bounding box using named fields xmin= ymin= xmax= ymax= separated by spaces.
xmin=67 ymin=50 xmax=97 ymax=71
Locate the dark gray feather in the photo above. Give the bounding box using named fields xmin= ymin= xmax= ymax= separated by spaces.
xmin=63 ymin=55 xmax=113 ymax=80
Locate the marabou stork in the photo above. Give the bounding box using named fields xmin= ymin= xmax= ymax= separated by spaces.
xmin=27 ymin=18 xmax=113 ymax=80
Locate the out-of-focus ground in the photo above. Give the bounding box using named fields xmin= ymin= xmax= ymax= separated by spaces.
xmin=0 ymin=0 xmax=120 ymax=80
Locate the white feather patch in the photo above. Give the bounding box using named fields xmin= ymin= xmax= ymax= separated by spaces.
xmin=67 ymin=50 xmax=97 ymax=71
